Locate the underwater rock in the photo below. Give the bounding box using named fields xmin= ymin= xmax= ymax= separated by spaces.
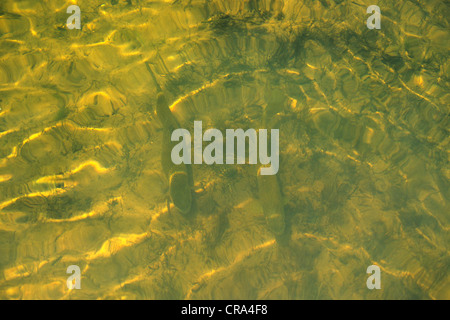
xmin=156 ymin=92 xmax=193 ymax=214
xmin=156 ymin=93 xmax=179 ymax=132
xmin=257 ymin=167 xmax=285 ymax=236
xmin=169 ymin=171 xmax=192 ymax=214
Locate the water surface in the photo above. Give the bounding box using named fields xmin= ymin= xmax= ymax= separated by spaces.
xmin=0 ymin=0 xmax=448 ymax=299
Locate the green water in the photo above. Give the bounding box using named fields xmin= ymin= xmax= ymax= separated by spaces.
xmin=0 ymin=0 xmax=448 ymax=299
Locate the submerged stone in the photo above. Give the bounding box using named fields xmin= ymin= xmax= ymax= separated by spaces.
xmin=156 ymin=93 xmax=194 ymax=213
xmin=169 ymin=171 xmax=192 ymax=214
xmin=257 ymin=167 xmax=285 ymax=236
xmin=156 ymin=92 xmax=179 ymax=131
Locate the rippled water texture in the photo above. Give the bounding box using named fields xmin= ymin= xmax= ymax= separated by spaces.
xmin=0 ymin=0 xmax=449 ymax=299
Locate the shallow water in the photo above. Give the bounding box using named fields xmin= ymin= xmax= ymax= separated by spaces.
xmin=0 ymin=0 xmax=448 ymax=299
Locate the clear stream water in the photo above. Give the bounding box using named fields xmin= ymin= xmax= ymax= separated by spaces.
xmin=0 ymin=0 xmax=448 ymax=299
